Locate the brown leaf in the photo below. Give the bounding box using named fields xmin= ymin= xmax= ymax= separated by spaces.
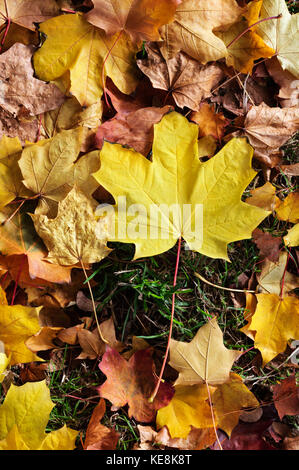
xmin=96 ymin=105 xmax=172 ymax=156
xmin=0 ymin=0 xmax=61 ymax=31
xmin=266 ymin=57 xmax=299 ymax=108
xmin=25 ymin=327 xmax=63 ymax=352
xmin=252 ymin=229 xmax=282 ymax=263
xmin=84 ymin=399 xmax=119 ymax=450
xmin=245 ymin=182 xmax=279 ymax=212
xmin=272 ymin=375 xmax=299 ymax=420
xmin=0 ymin=109 xmax=39 ymax=144
xmin=136 ymin=425 xmax=215 ymax=450
xmin=85 ymin=0 xmax=180 ymax=43
xmin=244 ymin=103 xmax=299 ymax=166
xmin=0 ymin=44 xmax=64 ymax=118
xmin=137 ymin=43 xmax=224 ymax=111
xmin=98 ymin=347 xmax=174 ymax=422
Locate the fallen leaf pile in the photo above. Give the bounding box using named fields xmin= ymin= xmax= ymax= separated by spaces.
xmin=0 ymin=0 xmax=298 ymax=452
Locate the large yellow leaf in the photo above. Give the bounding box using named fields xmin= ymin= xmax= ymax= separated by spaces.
xmin=156 ymin=384 xmax=216 ymax=439
xmin=93 ymin=111 xmax=268 ymax=260
xmin=18 ymin=128 xmax=100 ymax=217
xmin=159 ymin=0 xmax=245 ymax=63
xmin=0 ymin=304 xmax=42 ymax=365
xmin=256 ymin=0 xmax=299 ymax=77
xmin=33 ymin=14 xmax=139 ymax=106
xmin=0 ymin=381 xmax=78 ymax=450
xmin=169 ymin=317 xmax=240 ymax=386
xmin=250 ymin=293 xmax=299 ymax=365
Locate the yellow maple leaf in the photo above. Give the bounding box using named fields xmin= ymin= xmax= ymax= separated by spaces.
xmin=0 ymin=304 xmax=42 ymax=365
xmin=284 ymin=223 xmax=299 ymax=247
xmin=19 ymin=128 xmax=100 ymax=217
xmin=93 ymin=111 xmax=269 ymax=260
xmin=33 ymin=13 xmax=139 ymax=107
xmin=275 ymin=192 xmax=299 ymax=223
xmin=156 ymin=384 xmax=216 ymax=439
xmin=250 ymin=293 xmax=299 ymax=365
xmin=0 ymin=381 xmax=78 ymax=450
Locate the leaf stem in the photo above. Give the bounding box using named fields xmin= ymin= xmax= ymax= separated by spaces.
xmin=206 ymin=381 xmax=223 ymax=450
xmin=227 ymin=14 xmax=282 ymax=49
xmin=149 ymin=237 xmax=182 ymax=403
xmin=79 ymin=258 xmax=108 ymax=344
xmin=101 ymin=30 xmax=124 ymax=108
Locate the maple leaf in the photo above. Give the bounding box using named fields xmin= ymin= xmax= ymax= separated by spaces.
xmin=31 ymin=186 xmax=112 ymax=266
xmin=98 ymin=347 xmax=174 ymax=422
xmin=93 ymin=111 xmax=268 ymax=260
xmin=190 ymin=104 xmax=228 ymax=140
xmin=0 ymin=380 xmax=78 ymax=450
xmin=0 ymin=108 xmax=39 ymax=144
xmin=33 ymin=14 xmax=139 ymax=107
xmin=272 ymin=375 xmax=299 ymax=420
xmin=156 ymin=384 xmax=216 ymax=439
xmin=266 ymin=57 xmax=299 ymax=108
xmin=169 ymin=317 xmax=240 ymax=386
xmin=249 ymin=293 xmax=299 ymax=365
xmin=159 ymin=0 xmax=245 ymax=64
xmin=214 ymin=420 xmax=277 ymax=450
xmin=0 ymin=43 xmax=64 ymax=119
xmin=244 ymin=103 xmax=299 ymax=166
xmin=137 ymin=43 xmax=224 ymax=111
xmin=256 ymin=0 xmax=299 ymax=77
xmin=0 ymin=0 xmax=60 ymax=31
xmin=84 ymin=399 xmax=119 ymax=450
xmin=0 ymin=304 xmax=42 ymax=365
xmin=85 ymin=0 xmax=180 ymax=43
xmin=18 ymin=127 xmax=100 ymax=217
xmin=0 ymin=210 xmax=72 ymax=284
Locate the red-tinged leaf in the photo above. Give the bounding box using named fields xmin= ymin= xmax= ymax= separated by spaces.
xmin=98 ymin=347 xmax=174 ymax=422
xmin=212 ymin=421 xmax=277 ymax=450
xmin=272 ymin=375 xmax=299 ymax=420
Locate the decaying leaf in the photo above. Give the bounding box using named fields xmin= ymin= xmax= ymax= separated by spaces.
xmin=84 ymin=399 xmax=119 ymax=450
xmin=245 ymin=182 xmax=279 ymax=212
xmin=0 ymin=44 xmax=64 ymax=118
xmin=0 ymin=0 xmax=60 ymax=31
xmin=272 ymin=375 xmax=299 ymax=420
xmin=159 ymin=0 xmax=245 ymax=63
xmin=190 ymin=104 xmax=228 ymax=140
xmin=86 ymin=0 xmax=180 ymax=43
xmin=0 ymin=380 xmax=78 ymax=450
xmin=98 ymin=347 xmax=174 ymax=422
xmin=257 ymin=251 xmax=299 ymax=296
xmin=244 ymin=103 xmax=299 ymax=166
xmin=31 ymin=186 xmax=112 ymax=266
xmin=137 ymin=43 xmax=224 ymax=111
xmin=252 ymin=229 xmax=281 ymax=263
